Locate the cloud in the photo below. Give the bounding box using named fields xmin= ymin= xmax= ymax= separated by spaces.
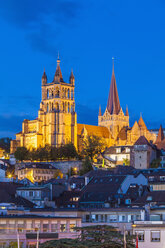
xmin=0 ymin=0 xmax=83 ymax=55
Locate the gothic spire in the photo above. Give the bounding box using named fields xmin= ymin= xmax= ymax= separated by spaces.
xmin=107 ymin=59 xmax=121 ymax=115
xmin=69 ymin=69 xmax=75 ymax=85
xmin=54 ymin=54 xmax=63 ymax=82
xmin=126 ymin=105 xmax=129 ymax=116
xmin=42 ymin=68 xmax=47 ymax=85
xmin=156 ymin=124 xmax=164 ymax=143
xmin=99 ymin=105 xmax=102 ymax=116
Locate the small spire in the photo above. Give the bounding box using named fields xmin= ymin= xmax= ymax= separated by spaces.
xmin=99 ymin=105 xmax=102 ymax=116
xmin=57 ymin=52 xmax=60 ymax=65
xmin=126 ymin=105 xmax=129 ymax=116
xmin=69 ymin=69 xmax=75 ymax=84
xmin=156 ymin=124 xmax=164 ymax=143
xmin=112 ymin=57 xmax=115 ymax=72
xmin=42 ymin=68 xmax=47 ymax=84
xmin=54 ymin=53 xmax=63 ymax=82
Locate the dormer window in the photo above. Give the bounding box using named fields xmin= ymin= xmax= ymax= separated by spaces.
xmin=116 ymin=148 xmax=121 ymax=153
xmin=147 ymin=196 xmax=152 ymax=201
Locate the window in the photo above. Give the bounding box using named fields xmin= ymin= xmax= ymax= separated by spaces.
xmin=151 ymin=231 xmax=160 ymax=242
xmin=70 ymin=224 xmax=76 ymax=232
xmin=60 ymin=224 xmax=66 ymax=232
xmin=43 ymin=224 xmax=49 ymax=232
xmin=160 ymin=176 xmax=165 ymax=181
xmin=147 ymin=196 xmax=152 ymax=201
xmin=29 ymin=191 xmax=33 ymax=197
xmin=136 ymin=231 xmax=144 ymax=242
xmin=51 ymin=224 xmax=58 ymax=233
xmin=109 ymin=215 xmax=117 ymax=222
xmin=122 ymin=215 xmax=126 ymax=222
xmin=116 ymin=148 xmax=121 ymax=153
xmin=18 ymin=222 xmax=24 ymax=233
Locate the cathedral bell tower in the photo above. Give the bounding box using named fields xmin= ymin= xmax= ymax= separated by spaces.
xmin=39 ymin=56 xmax=77 ymax=148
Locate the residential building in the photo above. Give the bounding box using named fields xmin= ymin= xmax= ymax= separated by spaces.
xmin=16 ymin=186 xmax=51 ymax=207
xmin=17 ymin=163 xmax=57 ymax=183
xmin=132 ymin=221 xmax=165 ymax=248
xmin=130 ymin=136 xmax=157 ymax=169
xmin=0 ymin=215 xmax=81 ymax=248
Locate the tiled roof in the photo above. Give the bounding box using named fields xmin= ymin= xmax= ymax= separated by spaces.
xmin=138 ymin=116 xmax=147 ymax=129
xmin=77 ymin=124 xmax=110 ymax=138
xmin=103 ymin=145 xmax=132 ymax=155
xmin=80 ymin=175 xmax=126 ymax=203
xmin=133 ymin=191 xmax=165 ymax=206
xmin=18 ymin=163 xmax=57 ymax=170
xmin=134 ymin=136 xmax=150 ymax=146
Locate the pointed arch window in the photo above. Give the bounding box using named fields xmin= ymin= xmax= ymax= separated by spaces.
xmin=47 ymin=89 xmax=49 ymax=99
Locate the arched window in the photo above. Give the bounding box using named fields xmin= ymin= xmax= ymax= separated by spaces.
xmin=47 ymin=103 xmax=49 ymax=112
xmin=68 ymin=102 xmax=70 ymax=113
xmin=55 ymin=102 xmax=59 ymax=112
xmin=71 ymin=90 xmax=73 ymax=100
xmin=52 ymin=102 xmax=54 ymax=111
xmin=63 ymin=102 xmax=65 ymax=112
xmin=51 ymin=90 xmax=54 ymax=98
xmin=49 ymin=102 xmax=51 ymax=111
xmin=55 ymin=87 xmax=60 ymax=98
xmin=68 ymin=89 xmax=70 ymax=99
xmin=47 ymin=89 xmax=49 ymax=99
xmin=62 ymin=88 xmax=65 ymax=98
xmin=65 ymin=88 xmax=67 ymax=98
xmin=65 ymin=102 xmax=67 ymax=112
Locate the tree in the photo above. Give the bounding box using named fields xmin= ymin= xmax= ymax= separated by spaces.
xmin=76 ymin=225 xmax=135 ymax=248
xmin=39 ymin=225 xmax=135 ymax=248
xmin=54 ymin=169 xmax=63 ymax=179
xmin=58 ymin=143 xmax=78 ymax=160
xmin=79 ymin=157 xmax=93 ymax=175
xmin=67 ymin=167 xmax=78 ymax=177
xmin=14 ymin=147 xmax=29 ymax=161
xmin=123 ymin=158 xmax=130 ymax=166
xmin=150 ymin=158 xmax=161 ymax=168
xmin=81 ymin=135 xmax=106 ymax=161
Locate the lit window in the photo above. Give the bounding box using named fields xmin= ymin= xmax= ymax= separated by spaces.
xmin=60 ymin=224 xmax=66 ymax=232
xmin=151 ymin=231 xmax=160 ymax=242
xmin=136 ymin=231 xmax=144 ymax=242
xmin=70 ymin=224 xmax=76 ymax=232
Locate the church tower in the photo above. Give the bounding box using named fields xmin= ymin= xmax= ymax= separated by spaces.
xmin=98 ymin=61 xmax=129 ymax=141
xmin=39 ymin=56 xmax=77 ymax=148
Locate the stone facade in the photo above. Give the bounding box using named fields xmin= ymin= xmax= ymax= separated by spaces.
xmin=11 ymin=57 xmax=77 ymax=152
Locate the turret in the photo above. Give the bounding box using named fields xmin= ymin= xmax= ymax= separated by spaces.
xmin=42 ymin=68 xmax=47 ymax=85
xmin=69 ymin=69 xmax=75 ymax=85
xmin=54 ymin=54 xmax=63 ymax=83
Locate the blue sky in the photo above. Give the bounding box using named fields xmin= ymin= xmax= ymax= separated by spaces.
xmin=0 ymin=0 xmax=165 ymax=138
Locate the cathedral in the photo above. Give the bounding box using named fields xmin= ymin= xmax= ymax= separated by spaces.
xmin=10 ymin=57 xmax=156 ymax=153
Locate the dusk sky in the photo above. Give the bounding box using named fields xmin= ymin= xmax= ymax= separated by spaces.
xmin=0 ymin=0 xmax=165 ymax=138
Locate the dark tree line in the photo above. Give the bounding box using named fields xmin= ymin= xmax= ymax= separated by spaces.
xmin=14 ymin=143 xmax=78 ymax=162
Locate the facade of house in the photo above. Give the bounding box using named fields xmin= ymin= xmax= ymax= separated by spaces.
xmin=130 ymin=136 xmax=157 ymax=169
xmin=0 ymin=215 xmax=81 ymax=248
xmin=17 ymin=163 xmax=57 ymax=183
